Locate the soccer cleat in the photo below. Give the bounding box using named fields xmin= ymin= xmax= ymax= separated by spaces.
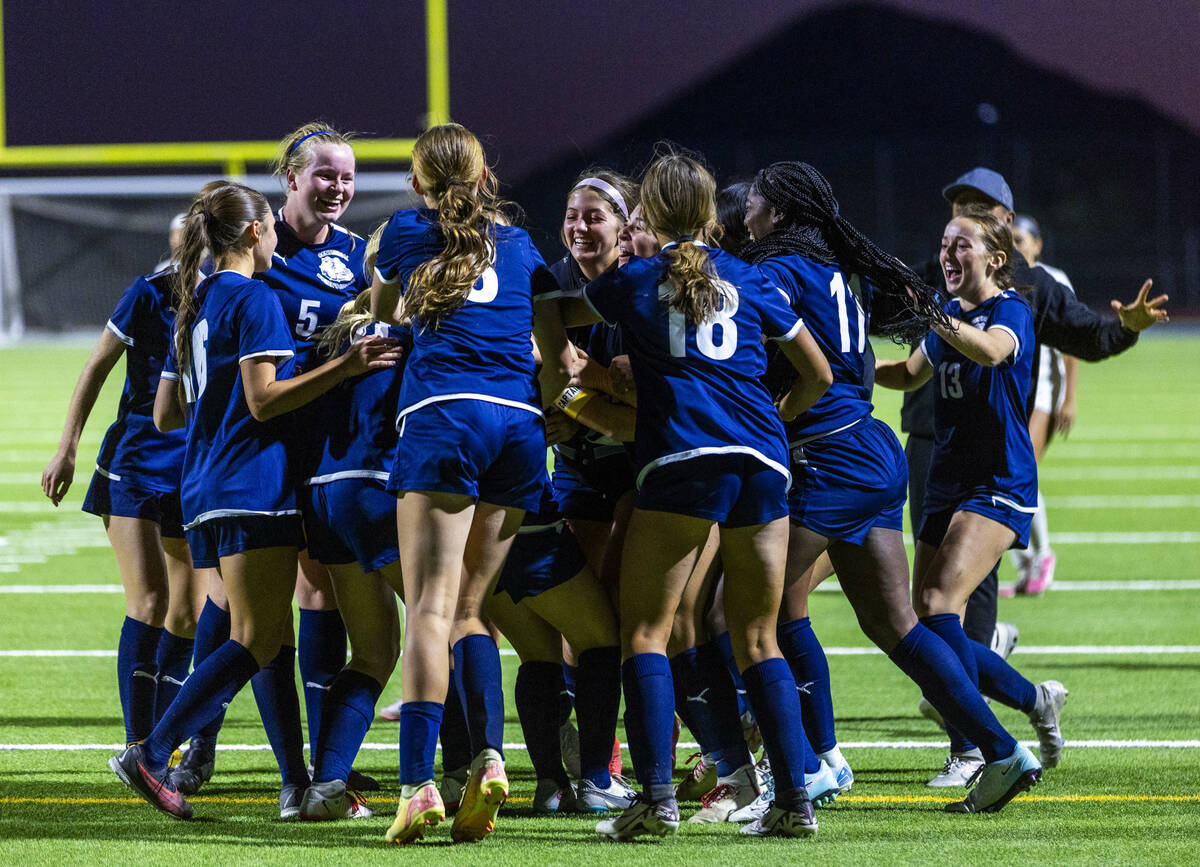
xmin=385 ymin=782 xmax=445 ymax=845
xmin=819 ymin=748 xmax=854 ymax=793
xmin=110 ymin=743 xmax=193 ymax=820
xmin=918 ymin=697 xmax=946 ymax=730
xmin=688 ymin=764 xmax=760 ymax=824
xmin=167 ymin=737 xmax=215 ymax=796
xmin=576 ymin=775 xmax=637 ymax=813
xmin=559 ymin=721 xmax=582 ymax=780
xmin=991 ymin=622 xmax=1021 ymax=659
xmin=729 ymin=757 xmax=838 ymax=823
xmin=378 ymin=697 xmax=403 ymax=721
xmin=451 ymin=750 xmax=508 ymax=843
xmin=741 ymin=710 xmax=763 ymax=755
xmin=300 ymin=779 xmax=374 ymax=820
xmin=439 ymin=765 xmax=469 ymax=815
xmin=675 ymin=752 xmax=717 ymax=801
xmin=1029 ymin=680 xmax=1069 ymax=769
xmin=738 ymin=799 xmax=817 ymax=838
xmin=1023 ymin=551 xmax=1057 ymax=596
xmin=609 ymin=735 xmax=623 ymax=776
xmin=167 ymin=748 xmax=183 ymax=768
xmin=596 ymin=797 xmax=680 ymax=841
xmin=927 ymin=751 xmax=985 ymax=788
xmin=804 ymin=759 xmax=841 ymax=807
xmin=532 ymin=778 xmax=577 ymax=814
xmin=279 ymin=783 xmax=304 ymax=820
xmin=945 ymin=744 xmax=1041 ymax=813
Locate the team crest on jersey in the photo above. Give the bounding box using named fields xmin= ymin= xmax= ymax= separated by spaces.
xmin=971 ymin=315 xmax=988 ymax=328
xmin=317 ymin=250 xmax=355 ymax=290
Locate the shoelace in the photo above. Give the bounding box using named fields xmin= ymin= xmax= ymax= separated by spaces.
xmin=700 ymin=783 xmax=737 ymax=808
xmin=683 ymin=752 xmax=708 ymax=781
xmin=964 ymin=763 xmax=986 ymax=788
xmin=346 ymin=788 xmax=370 ymax=813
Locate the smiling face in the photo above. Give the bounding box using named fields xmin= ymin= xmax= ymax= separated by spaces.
xmin=940 ymin=216 xmax=1005 ymax=300
xmin=743 ymin=186 xmax=777 ymax=242
xmin=288 ymin=142 xmax=356 ymax=226
xmin=562 ymin=187 xmax=623 ymax=278
xmin=617 ymin=204 xmax=659 ymax=266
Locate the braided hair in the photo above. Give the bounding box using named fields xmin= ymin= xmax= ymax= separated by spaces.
xmin=741 ymin=161 xmax=949 ymax=342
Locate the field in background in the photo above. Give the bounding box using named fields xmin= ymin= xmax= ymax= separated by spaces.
xmin=1 ymin=335 xmax=1198 ymax=864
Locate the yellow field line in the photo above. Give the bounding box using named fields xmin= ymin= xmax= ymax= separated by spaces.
xmin=2 ymin=794 xmax=1198 ymax=806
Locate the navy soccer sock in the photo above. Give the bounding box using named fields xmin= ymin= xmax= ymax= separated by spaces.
xmin=143 ymin=639 xmax=258 ymax=769
xmin=250 ymin=645 xmax=310 ymax=787
xmin=920 ymin=614 xmax=981 ymax=754
xmin=118 ymin=617 xmax=161 ymax=744
xmin=714 ymin=632 xmax=750 ymax=717
xmin=973 ymin=640 xmax=1038 ymax=713
xmin=298 ymin=607 xmax=347 ymax=761
xmin=777 ymin=617 xmax=838 ymax=754
xmin=576 ymin=645 xmax=621 ymax=788
xmin=677 ymin=642 xmax=752 ymax=776
xmin=742 ymin=657 xmax=817 ymax=796
xmin=314 ymin=669 xmax=383 ymax=783
xmin=192 ymin=598 xmax=231 ymax=744
xmin=399 ymin=701 xmax=443 ymax=788
xmin=561 ymin=661 xmax=579 ymax=724
xmin=621 ymin=653 xmax=675 ymax=802
xmin=515 ymin=661 xmax=570 ymax=786
xmin=153 ymin=630 xmax=194 ymax=725
xmin=890 ymin=623 xmax=1017 ymax=763
xmin=440 ymin=679 xmax=472 ymax=774
xmin=452 ymin=634 xmax=506 ymax=758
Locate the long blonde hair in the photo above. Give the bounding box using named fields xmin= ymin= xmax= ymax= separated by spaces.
xmin=317 ymin=223 xmax=388 ymax=357
xmin=404 ymin=123 xmax=506 ymax=329
xmin=173 ymin=181 xmax=269 ymax=402
xmin=639 ymin=150 xmax=727 ymax=324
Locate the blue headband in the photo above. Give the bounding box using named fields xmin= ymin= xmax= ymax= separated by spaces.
xmin=287 ymin=130 xmax=337 ymax=156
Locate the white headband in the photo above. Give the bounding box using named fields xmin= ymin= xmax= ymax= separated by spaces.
xmin=573 ymin=177 xmax=629 ymax=220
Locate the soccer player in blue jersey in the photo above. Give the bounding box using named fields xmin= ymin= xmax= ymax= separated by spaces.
xmin=369 ymin=123 xmax=557 ymax=845
xmin=43 ymin=262 xmax=205 ymax=751
xmin=877 ymin=207 xmax=1060 ymax=812
xmin=547 ymin=149 xmax=835 ymax=841
xmin=109 ymin=180 xmax=398 ymax=821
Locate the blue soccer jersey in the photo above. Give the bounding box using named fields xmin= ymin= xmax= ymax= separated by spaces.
xmin=258 ymin=212 xmax=369 ymax=372
xmin=918 ymin=290 xmax=1037 ymax=506
xmin=93 ymin=267 xmax=186 ymax=492
xmin=759 ymin=256 xmax=875 ymax=440
xmin=582 ymin=243 xmax=803 ymax=486
xmin=373 ymin=208 xmax=545 ymax=426
xmin=307 ymin=322 xmax=412 ymax=485
xmin=164 ymin=271 xmax=299 ymax=528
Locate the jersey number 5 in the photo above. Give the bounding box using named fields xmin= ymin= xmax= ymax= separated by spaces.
xmin=296 ymin=299 xmax=320 ymax=339
xmin=667 ymin=286 xmax=739 ymax=360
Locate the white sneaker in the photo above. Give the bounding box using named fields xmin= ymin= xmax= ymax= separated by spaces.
xmin=738 ymin=800 xmax=817 ymax=838
xmin=532 ymin=778 xmax=577 ymax=814
xmin=1029 ymin=680 xmax=1069 ymax=769
xmin=596 ymin=797 xmax=680 ymax=841
xmin=378 ymin=697 xmax=403 ymax=721
xmin=559 ymin=721 xmax=582 ymax=780
xmin=299 ymin=779 xmax=373 ymax=820
xmin=576 ymin=775 xmax=637 ymax=813
xmin=688 ymin=764 xmax=759 ymax=824
xmin=439 ymin=765 xmax=468 ymax=815
xmin=991 ymin=622 xmax=1020 ymax=659
xmin=674 ymin=752 xmax=716 ymax=801
xmin=728 ymin=758 xmax=837 ymax=823
xmin=804 ymin=759 xmax=840 ymax=807
xmin=926 ymin=750 xmax=985 ymax=787
xmin=945 ymin=745 xmax=1041 ymax=813
xmin=818 ymin=746 xmax=853 ymax=793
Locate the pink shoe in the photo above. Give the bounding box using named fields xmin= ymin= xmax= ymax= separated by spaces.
xmin=1022 ymin=551 xmax=1056 ymax=595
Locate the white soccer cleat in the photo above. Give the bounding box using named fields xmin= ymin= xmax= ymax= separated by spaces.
xmin=674 ymin=752 xmax=717 ymax=801
xmin=688 ymin=764 xmax=759 ymax=824
xmin=596 ymin=797 xmax=680 ymax=842
xmin=378 ymin=697 xmax=403 ymax=721
xmin=945 ymin=744 xmax=1041 ymax=813
xmin=991 ymin=622 xmax=1021 ymax=659
xmin=738 ymin=800 xmax=817 ymax=838
xmin=532 ymin=778 xmax=578 ymax=814
xmin=299 ymin=779 xmax=373 ymax=820
xmin=559 ymin=721 xmax=582 ymax=780
xmin=927 ymin=751 xmax=985 ymax=788
xmin=1029 ymin=680 xmax=1069 ymax=769
xmin=576 ymin=775 xmax=637 ymax=813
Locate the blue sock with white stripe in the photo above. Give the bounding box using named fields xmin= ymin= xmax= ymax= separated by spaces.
xmin=153 ymin=630 xmax=194 ymax=725
xmin=399 ymin=701 xmax=443 ymax=787
xmin=891 ymin=622 xmax=1016 ymax=763
xmin=298 ymin=608 xmax=347 ymax=762
xmin=672 ymin=643 xmax=752 ymax=777
xmin=622 ymin=653 xmax=675 ymax=802
xmin=192 ymin=598 xmax=230 ymax=744
xmin=118 ymin=617 xmax=161 ymax=744
xmin=714 ymin=632 xmax=749 ymax=717
xmin=973 ymin=640 xmax=1038 ymax=713
xmin=250 ymin=645 xmax=310 ymax=787
xmin=143 ymin=639 xmax=258 ymax=770
xmin=453 ymin=634 xmax=506 ymax=758
xmin=777 ymin=617 xmax=838 ymax=754
xmin=576 ymin=645 xmax=621 ymax=788
xmin=741 ymin=657 xmax=817 ymax=793
xmin=314 ymin=669 xmax=383 ymax=783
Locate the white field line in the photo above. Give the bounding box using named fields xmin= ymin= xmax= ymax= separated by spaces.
xmin=3 ymin=646 xmax=1198 ymax=659
xmin=5 ymin=578 xmax=1200 ymax=594
xmin=1049 ymin=495 xmax=1200 ymax=509
xmin=1048 ymin=444 xmax=1200 ymax=459
xmin=2 ymin=739 xmax=1197 ymax=752
xmin=1065 ymin=426 xmax=1200 ymax=441
xmin=1039 ymin=466 xmax=1200 ymax=480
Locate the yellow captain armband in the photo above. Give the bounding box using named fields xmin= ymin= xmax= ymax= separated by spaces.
xmin=554 ymin=386 xmax=597 ymax=420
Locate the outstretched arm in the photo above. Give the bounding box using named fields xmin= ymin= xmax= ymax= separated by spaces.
xmin=876 ymin=348 xmax=933 ymax=391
